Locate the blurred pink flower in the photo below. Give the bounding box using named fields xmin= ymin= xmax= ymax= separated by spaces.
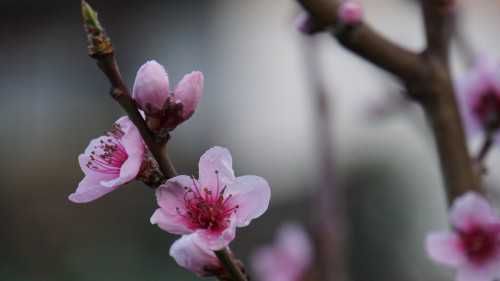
xmin=294 ymin=12 xmax=317 ymax=35
xmin=426 ymin=192 xmax=500 ymax=281
xmin=456 ymin=57 xmax=500 ymax=136
xmin=251 ymin=223 xmax=313 ymax=281
xmin=338 ymin=1 xmax=363 ymax=25
xmin=170 ymin=234 xmax=223 ymax=277
xmin=150 ymin=146 xmax=271 ymax=250
xmin=132 ymin=60 xmax=204 ymax=130
xmin=69 ymin=116 xmax=145 ymax=203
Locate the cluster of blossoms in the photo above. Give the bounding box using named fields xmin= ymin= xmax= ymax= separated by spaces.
xmin=70 ymin=60 xmax=271 ymax=278
xmin=456 ymin=57 xmax=500 ymax=139
xmin=251 ymin=223 xmax=313 ymax=281
xmin=69 ymin=60 xmax=203 ymax=203
xmin=426 ymin=192 xmax=500 ymax=281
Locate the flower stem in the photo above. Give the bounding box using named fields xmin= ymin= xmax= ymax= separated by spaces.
xmin=81 ymin=0 xmax=176 ymax=180
xmin=214 ymin=248 xmax=248 ymax=281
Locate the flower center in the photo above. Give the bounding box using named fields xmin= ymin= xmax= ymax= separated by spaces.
xmin=472 ymin=90 xmax=500 ymax=130
xmin=460 ymin=226 xmax=497 ymax=264
xmin=177 ymin=171 xmax=238 ymax=233
xmin=86 ymin=125 xmax=128 ymax=174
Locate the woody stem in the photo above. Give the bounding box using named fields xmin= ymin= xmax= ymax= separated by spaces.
xmin=215 ymin=248 xmax=248 ymax=281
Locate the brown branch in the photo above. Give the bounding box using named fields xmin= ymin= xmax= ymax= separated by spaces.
xmin=214 ymin=248 xmax=248 ymax=281
xmin=477 ymin=131 xmax=494 ymax=163
xmin=298 ymin=0 xmax=481 ymax=205
xmin=297 ymin=0 xmax=425 ymax=81
xmin=301 ymin=38 xmax=348 ymax=281
xmin=81 ymin=2 xmax=248 ymax=280
xmin=81 ymin=1 xmax=176 ymax=179
xmin=422 ymin=0 xmax=454 ymax=60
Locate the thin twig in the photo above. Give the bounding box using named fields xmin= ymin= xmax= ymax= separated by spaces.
xmin=81 ymin=3 xmax=248 ymax=281
xmin=214 ymin=248 xmax=248 ymax=281
xmin=300 ymin=38 xmax=347 ymax=281
xmin=477 ymin=129 xmax=494 ymax=164
xmin=81 ymin=0 xmax=176 ymax=179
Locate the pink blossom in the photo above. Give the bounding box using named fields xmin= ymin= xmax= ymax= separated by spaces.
xmin=426 ymin=192 xmax=500 ymax=281
xmin=68 ymin=116 xmax=145 ymax=203
xmin=251 ymin=223 xmax=313 ymax=281
xmin=338 ymin=1 xmax=363 ymax=25
xmin=150 ymin=146 xmax=271 ymax=250
xmin=456 ymin=57 xmax=500 ymax=136
xmin=132 ymin=60 xmax=204 ymax=131
xmin=170 ymin=234 xmax=223 ymax=277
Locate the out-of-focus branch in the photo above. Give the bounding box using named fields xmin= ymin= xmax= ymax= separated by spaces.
xmin=297 ymin=0 xmax=481 ymax=204
xmin=301 ymin=38 xmax=348 ymax=281
xmin=297 ymin=0 xmax=425 ymax=81
xmin=81 ymin=0 xmax=176 ymax=179
xmin=419 ymin=0 xmax=481 ymax=203
xmin=422 ymin=0 xmax=454 ymax=60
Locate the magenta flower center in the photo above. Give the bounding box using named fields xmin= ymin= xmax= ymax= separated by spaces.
xmin=178 ymin=172 xmax=238 ymax=233
xmin=86 ymin=125 xmax=128 ymax=174
xmin=460 ymin=226 xmax=497 ymax=264
xmin=471 ymin=89 xmax=500 ymax=129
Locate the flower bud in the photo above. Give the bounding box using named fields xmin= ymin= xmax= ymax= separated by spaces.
xmin=132 ymin=60 xmax=170 ymax=115
xmin=173 ymin=71 xmax=204 ymax=120
xmin=338 ymin=1 xmax=363 ymax=25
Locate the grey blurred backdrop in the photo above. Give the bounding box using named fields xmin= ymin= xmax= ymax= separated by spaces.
xmin=1 ymin=0 xmax=500 ymax=280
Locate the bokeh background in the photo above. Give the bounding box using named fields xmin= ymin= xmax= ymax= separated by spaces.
xmin=2 ymin=0 xmax=500 ymax=280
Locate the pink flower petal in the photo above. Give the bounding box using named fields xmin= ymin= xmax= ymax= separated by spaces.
xmin=174 ymin=71 xmax=204 ymax=119
xmin=100 ymin=153 xmax=143 ymax=188
xmin=252 ymin=246 xmax=281 ymax=281
xmin=425 ymin=231 xmax=465 ymax=267
xmin=193 ymin=218 xmax=237 ymax=250
xmin=150 ymin=175 xmax=195 ymax=235
xmin=228 ymin=175 xmax=271 ymax=227
xmin=198 ymin=146 xmax=235 ymax=190
xmin=169 ymin=234 xmax=220 ymax=277
xmin=450 ymin=192 xmax=497 ymax=231
xmin=276 ymin=223 xmax=313 ymax=268
xmin=132 ymin=60 xmax=170 ymax=114
xmin=78 ymin=154 xmax=98 ymax=176
xmin=68 ymin=174 xmax=117 ymax=203
xmin=150 ymin=208 xmax=192 ymax=235
xmin=457 ymin=264 xmax=498 ymax=281
xmin=120 ymin=121 xmax=145 ymax=157
xmin=251 ymin=223 xmax=312 ymax=281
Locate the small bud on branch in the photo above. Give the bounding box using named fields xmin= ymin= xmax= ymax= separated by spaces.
xmin=81 ymin=0 xmax=113 ymax=58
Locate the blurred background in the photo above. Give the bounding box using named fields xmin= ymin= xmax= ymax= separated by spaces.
xmin=1 ymin=0 xmax=500 ymax=280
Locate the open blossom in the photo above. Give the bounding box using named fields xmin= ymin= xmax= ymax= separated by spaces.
xmin=150 ymin=146 xmax=271 ymax=250
xmin=456 ymin=57 xmax=500 ymax=136
xmin=132 ymin=60 xmax=204 ymax=131
xmin=426 ymin=192 xmax=500 ymax=281
xmin=170 ymin=234 xmax=223 ymax=277
xmin=68 ymin=116 xmax=145 ymax=203
xmin=251 ymin=223 xmax=313 ymax=281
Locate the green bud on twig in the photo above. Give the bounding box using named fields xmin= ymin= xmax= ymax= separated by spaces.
xmin=81 ymin=0 xmax=113 ymax=57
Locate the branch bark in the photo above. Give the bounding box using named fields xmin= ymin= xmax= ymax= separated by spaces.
xmin=298 ymin=0 xmax=481 ymax=205
xmin=81 ymin=2 xmax=248 ymax=280
xmin=301 ymin=38 xmax=348 ymax=281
